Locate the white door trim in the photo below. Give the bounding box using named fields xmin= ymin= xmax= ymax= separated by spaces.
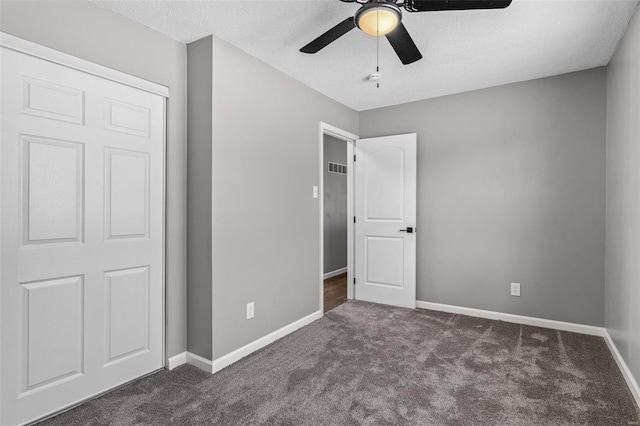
xmin=0 ymin=32 xmax=170 ymax=98
xmin=319 ymin=123 xmax=359 ymax=313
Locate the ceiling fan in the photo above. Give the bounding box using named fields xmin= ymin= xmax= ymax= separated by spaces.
xmin=300 ymin=0 xmax=513 ymax=65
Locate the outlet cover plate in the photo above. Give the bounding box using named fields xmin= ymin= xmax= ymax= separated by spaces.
xmin=511 ymin=283 xmax=521 ymax=297
xmin=246 ymin=302 xmax=255 ymax=319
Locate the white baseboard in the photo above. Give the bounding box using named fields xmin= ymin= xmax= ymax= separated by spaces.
xmin=187 ymin=352 xmax=214 ymax=373
xmin=169 ymin=311 xmax=324 ymax=374
xmin=323 ymin=267 xmax=347 ymax=280
xmin=603 ymin=330 xmax=640 ymax=408
xmin=167 ymin=352 xmax=187 ymax=370
xmin=167 ymin=351 xmax=213 ymax=373
xmin=212 ymin=310 xmax=323 ymax=373
xmin=416 ymin=300 xmax=605 ymax=337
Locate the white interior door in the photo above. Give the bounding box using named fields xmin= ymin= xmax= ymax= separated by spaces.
xmin=1 ymin=46 xmax=165 ymax=426
xmin=354 ymin=134 xmax=417 ymax=308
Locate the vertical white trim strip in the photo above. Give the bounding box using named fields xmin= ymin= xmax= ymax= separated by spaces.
xmin=346 ymin=140 xmax=355 ymax=301
xmin=319 ymin=123 xmax=324 ymax=314
xmin=210 ymin=37 xmax=216 ymax=365
xmin=162 ymin=98 xmax=168 ymax=370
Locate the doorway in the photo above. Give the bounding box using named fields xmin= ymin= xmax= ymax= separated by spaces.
xmin=319 ymin=125 xmax=418 ymax=313
xmin=323 ymin=134 xmax=349 ymax=311
xmin=319 ymin=123 xmax=357 ymax=313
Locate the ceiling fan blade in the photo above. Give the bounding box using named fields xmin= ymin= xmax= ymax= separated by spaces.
xmin=300 ymin=17 xmax=356 ymax=54
xmin=405 ymin=0 xmax=512 ymax=12
xmin=385 ymin=23 xmax=423 ymax=65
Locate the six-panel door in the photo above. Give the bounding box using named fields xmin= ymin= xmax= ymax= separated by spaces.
xmin=1 ymin=48 xmax=164 ymax=426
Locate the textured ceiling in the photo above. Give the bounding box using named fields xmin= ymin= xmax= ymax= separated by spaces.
xmin=92 ymin=0 xmax=639 ymax=111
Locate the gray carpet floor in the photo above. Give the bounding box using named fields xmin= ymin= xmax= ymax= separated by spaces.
xmin=41 ymin=301 xmax=639 ymax=425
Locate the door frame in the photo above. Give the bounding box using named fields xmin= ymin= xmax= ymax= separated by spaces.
xmin=319 ymin=122 xmax=359 ymax=313
xmin=0 ymin=32 xmax=169 ymax=417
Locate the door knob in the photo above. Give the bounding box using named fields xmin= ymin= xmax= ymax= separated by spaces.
xmin=399 ymin=227 xmax=415 ymax=233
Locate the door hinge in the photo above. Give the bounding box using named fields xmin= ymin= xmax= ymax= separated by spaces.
xmin=353 ymin=278 xmax=356 ymax=285
xmin=353 ymin=154 xmax=356 ymax=162
xmin=353 ymin=216 xmax=356 ymax=223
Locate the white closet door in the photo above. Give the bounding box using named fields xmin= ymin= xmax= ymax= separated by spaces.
xmin=1 ymin=47 xmax=165 ymax=426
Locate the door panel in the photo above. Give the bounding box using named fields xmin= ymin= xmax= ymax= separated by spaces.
xmin=22 ymin=77 xmax=85 ymax=125
xmin=104 ymin=98 xmax=151 ymax=138
xmin=365 ymin=147 xmax=405 ymax=220
xmin=23 ymin=136 xmax=85 ymax=244
xmin=1 ymin=46 xmax=164 ymax=426
xmin=365 ymin=236 xmax=405 ymax=287
xmin=355 ymin=134 xmax=417 ymax=308
xmin=105 ymin=266 xmax=150 ymax=365
xmin=22 ymin=276 xmax=84 ymax=392
xmin=105 ymin=149 xmax=150 ymax=239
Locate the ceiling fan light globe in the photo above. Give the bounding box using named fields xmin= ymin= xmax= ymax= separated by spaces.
xmin=355 ymin=4 xmax=401 ymax=37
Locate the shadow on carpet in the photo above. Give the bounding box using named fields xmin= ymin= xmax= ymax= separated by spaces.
xmin=40 ymin=301 xmax=640 ymax=425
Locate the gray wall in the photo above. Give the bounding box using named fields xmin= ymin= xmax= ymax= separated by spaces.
xmin=186 ymin=37 xmax=213 ymax=359
xmin=360 ymin=68 xmax=607 ymax=326
xmin=211 ymin=37 xmax=359 ymax=358
xmin=323 ymin=135 xmax=348 ymax=274
xmin=605 ymin=6 xmax=640 ymax=389
xmin=0 ymin=0 xmax=188 ymax=358
xmin=1 ymin=0 xmax=620 ymax=367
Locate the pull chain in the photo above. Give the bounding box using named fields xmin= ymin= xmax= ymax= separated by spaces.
xmin=376 ymin=9 xmax=380 ymax=88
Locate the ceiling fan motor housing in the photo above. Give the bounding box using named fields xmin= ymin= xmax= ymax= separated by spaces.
xmin=354 ymin=1 xmax=403 ymax=36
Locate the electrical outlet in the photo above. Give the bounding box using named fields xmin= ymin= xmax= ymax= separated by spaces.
xmin=312 ymin=186 xmax=319 ymax=199
xmin=511 ymin=283 xmax=521 ymax=297
xmin=246 ymin=302 xmax=254 ymax=319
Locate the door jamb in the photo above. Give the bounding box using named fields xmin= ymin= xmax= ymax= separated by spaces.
xmin=319 ymin=122 xmax=359 ymax=314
